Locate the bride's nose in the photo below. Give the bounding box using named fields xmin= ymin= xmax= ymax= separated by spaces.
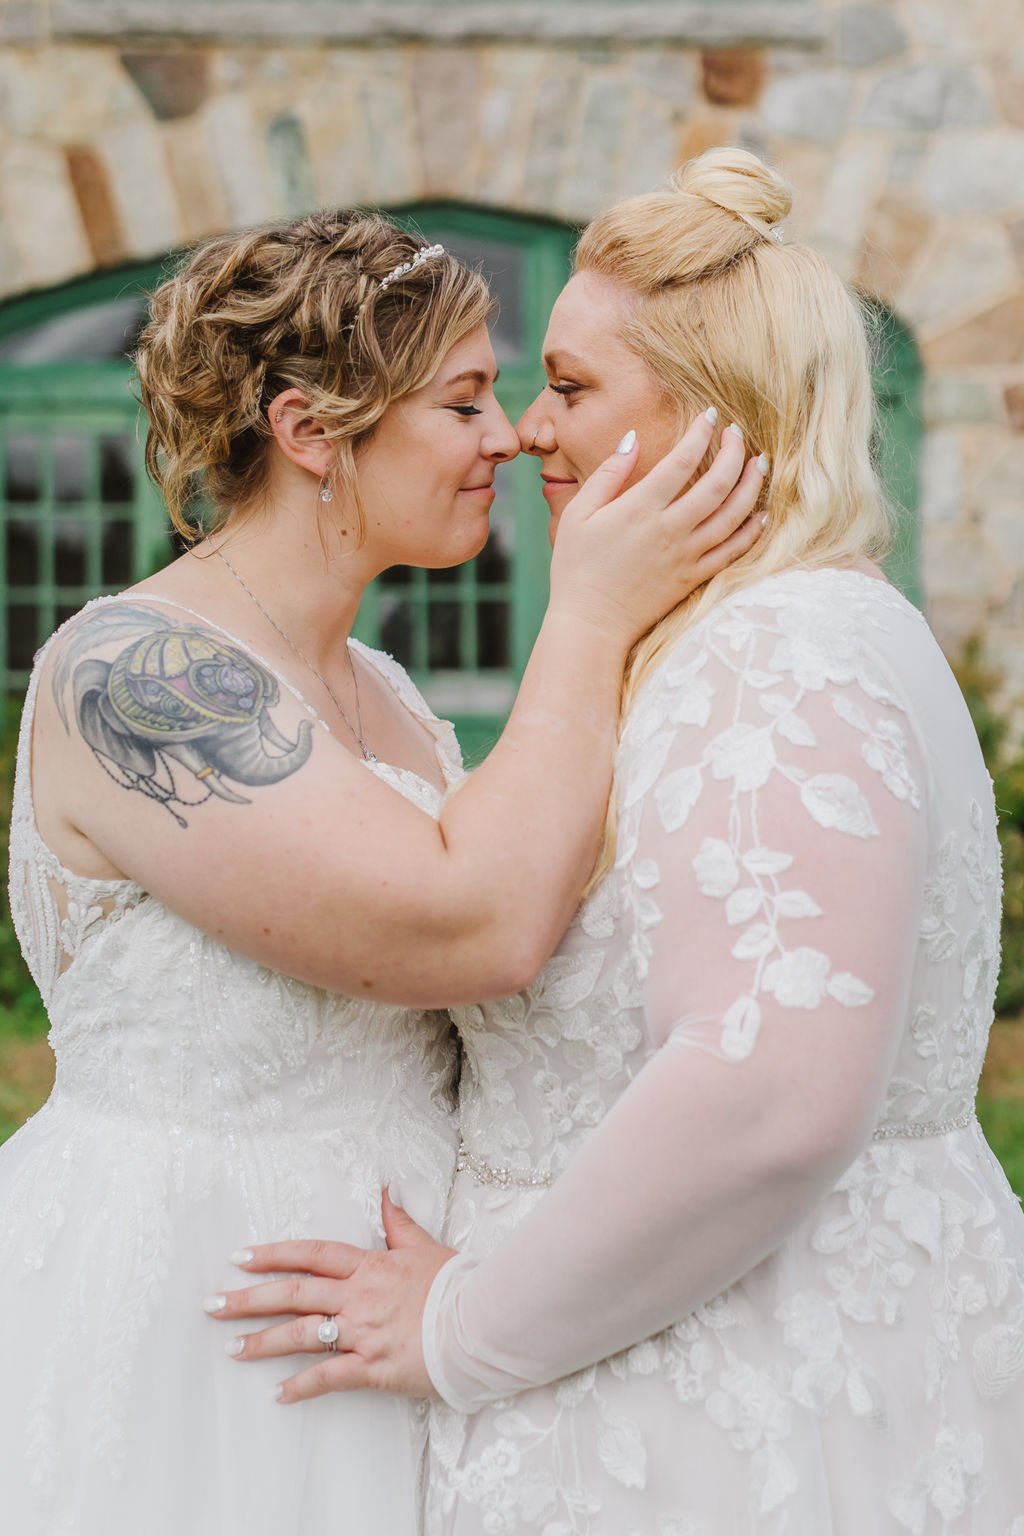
xmin=516 ymin=397 xmax=557 ymax=457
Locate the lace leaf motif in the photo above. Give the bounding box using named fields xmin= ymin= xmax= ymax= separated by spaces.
xmin=624 ymin=590 xmax=923 ymax=1061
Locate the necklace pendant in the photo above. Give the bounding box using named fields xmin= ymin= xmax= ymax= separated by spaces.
xmin=362 ymin=746 xmax=378 ymax=764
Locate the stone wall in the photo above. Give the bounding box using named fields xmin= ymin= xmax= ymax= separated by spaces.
xmin=1 ymin=0 xmax=1022 ymax=700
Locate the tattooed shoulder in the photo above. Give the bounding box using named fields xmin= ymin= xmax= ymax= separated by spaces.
xmin=50 ymin=601 xmax=315 ymax=828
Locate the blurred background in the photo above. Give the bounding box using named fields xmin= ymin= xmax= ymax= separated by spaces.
xmin=0 ymin=0 xmax=1022 ymax=1186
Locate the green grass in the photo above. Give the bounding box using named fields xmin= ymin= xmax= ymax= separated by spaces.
xmin=978 ymin=1096 xmax=1024 ymax=1201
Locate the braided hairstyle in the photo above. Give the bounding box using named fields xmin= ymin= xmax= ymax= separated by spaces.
xmin=134 ymin=210 xmax=493 ymax=541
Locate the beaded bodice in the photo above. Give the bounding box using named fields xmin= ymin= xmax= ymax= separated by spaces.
xmin=6 ymin=597 xmax=464 ymax=1235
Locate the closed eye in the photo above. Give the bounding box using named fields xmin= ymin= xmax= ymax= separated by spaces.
xmin=447 ymin=404 xmax=484 ymax=417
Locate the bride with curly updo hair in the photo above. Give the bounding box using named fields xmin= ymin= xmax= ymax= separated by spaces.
xmin=0 ymin=199 xmax=764 ymax=1536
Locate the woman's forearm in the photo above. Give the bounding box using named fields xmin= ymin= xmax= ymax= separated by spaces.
xmin=435 ymin=605 xmax=628 ymax=996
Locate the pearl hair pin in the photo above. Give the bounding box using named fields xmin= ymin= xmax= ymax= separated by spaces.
xmin=378 ymin=243 xmax=446 ymax=292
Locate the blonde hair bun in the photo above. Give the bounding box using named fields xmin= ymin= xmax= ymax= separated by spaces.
xmin=672 ymin=147 xmax=792 ymax=239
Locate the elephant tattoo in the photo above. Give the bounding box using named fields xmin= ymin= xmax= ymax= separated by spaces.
xmin=57 ymin=607 xmax=314 ymax=827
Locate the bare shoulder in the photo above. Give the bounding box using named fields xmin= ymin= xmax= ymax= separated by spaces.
xmin=38 ymin=597 xmax=317 ymax=834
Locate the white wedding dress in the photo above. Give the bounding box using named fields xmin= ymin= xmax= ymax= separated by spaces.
xmin=2 ymin=596 xmax=463 ymax=1536
xmin=423 ymin=569 xmax=1024 ymax=1536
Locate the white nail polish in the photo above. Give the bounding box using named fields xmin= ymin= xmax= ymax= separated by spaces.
xmin=705 ymin=407 xmax=718 ymax=426
xmin=729 ymin=423 xmax=744 ymax=439
xmin=616 ymin=429 xmax=637 ymax=455
xmin=226 ymin=1337 xmax=245 ymax=1357
xmin=756 ymin=453 xmax=769 ymax=475
xmin=271 ymin=1384 xmax=284 ymax=1403
xmin=761 ymin=513 xmax=769 ymax=527
xmin=231 ymin=1249 xmax=255 ymax=1266
xmin=203 ymin=1295 xmax=227 ymax=1314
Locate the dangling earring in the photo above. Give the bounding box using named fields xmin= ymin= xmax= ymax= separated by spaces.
xmin=318 ymin=476 xmax=334 ymax=504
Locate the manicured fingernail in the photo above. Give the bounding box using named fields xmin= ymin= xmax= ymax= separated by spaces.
xmin=616 ymin=429 xmax=637 ymax=455
xmin=729 ymin=423 xmax=744 ymax=439
xmin=226 ymin=1337 xmax=245 ymax=1357
xmin=704 ymin=406 xmax=718 ymax=425
xmin=761 ymin=513 xmax=769 ymax=527
xmin=231 ymin=1249 xmax=255 ymax=1267
xmin=203 ymin=1294 xmax=227 ymax=1314
xmin=756 ymin=453 xmax=769 ymax=475
xmin=271 ymin=1383 xmax=285 ymax=1403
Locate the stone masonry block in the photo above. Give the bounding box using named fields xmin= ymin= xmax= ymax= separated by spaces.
xmin=65 ymin=144 xmax=126 ymax=266
xmin=163 ymin=117 xmax=229 ymax=242
xmin=628 ymin=48 xmax=697 ymax=114
xmin=120 ymin=51 xmax=212 ymax=122
xmin=1005 ymin=382 xmax=1024 ymax=432
xmin=921 ymin=132 xmax=1024 ymax=216
xmin=565 ymin=74 xmax=633 ymax=219
xmin=899 ymin=223 xmax=1017 ymax=330
xmin=923 ymin=294 xmax=1024 ymax=367
xmin=0 ymin=139 xmax=92 ymax=287
xmin=412 ymin=46 xmax=481 ymax=197
xmin=524 ymin=65 xmax=585 ymax=211
xmin=701 ymin=49 xmax=766 ymax=108
xmin=362 ymin=73 xmax=420 ymax=207
xmin=855 ymin=194 xmax=933 ymax=307
xmin=861 ymin=64 xmax=992 ymax=132
xmin=203 ymin=94 xmax=274 ymax=228
xmin=837 ymin=5 xmax=907 ymax=68
xmin=100 ymin=114 xmax=183 ymax=255
xmin=757 ymin=69 xmax=853 ymax=145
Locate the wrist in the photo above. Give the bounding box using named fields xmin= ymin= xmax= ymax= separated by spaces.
xmin=542 ymin=599 xmax=634 ymax=670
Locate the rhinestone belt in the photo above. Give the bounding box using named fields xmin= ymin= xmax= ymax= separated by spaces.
xmin=456 ymin=1141 xmax=554 ymax=1191
xmin=872 ymin=1108 xmax=977 ymax=1141
xmin=457 ymin=1110 xmax=977 ymax=1192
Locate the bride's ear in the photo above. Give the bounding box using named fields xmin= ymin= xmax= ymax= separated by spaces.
xmin=267 ymin=387 xmax=335 ymax=481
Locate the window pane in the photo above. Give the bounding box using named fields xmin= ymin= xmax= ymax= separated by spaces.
xmin=477 ymin=601 xmax=510 ymax=669
xmin=428 ymin=600 xmax=461 ymax=669
xmin=55 ymin=518 xmax=88 ymax=585
xmin=102 ymin=521 xmax=135 ymax=586
xmin=7 ymin=602 xmax=39 ymax=673
xmin=54 ymin=435 xmax=90 ymax=505
xmin=99 ymin=435 xmax=136 ymax=503
xmin=379 ymin=595 xmax=415 ymax=667
xmin=429 ymin=234 xmax=525 ymax=364
xmin=4 ymin=517 xmax=37 ymax=586
xmin=4 ymin=436 xmax=42 ymax=503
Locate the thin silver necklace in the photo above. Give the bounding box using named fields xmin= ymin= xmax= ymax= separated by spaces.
xmin=214 ymin=547 xmax=377 ymax=763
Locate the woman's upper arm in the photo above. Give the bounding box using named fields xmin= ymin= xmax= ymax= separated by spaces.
xmin=35 ymin=604 xmax=494 ymax=1004
xmin=619 ymin=592 xmax=930 ymax=1153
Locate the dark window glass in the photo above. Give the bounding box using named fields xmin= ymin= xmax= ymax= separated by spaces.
xmin=54 ymin=519 xmax=88 ymax=585
xmin=7 ymin=602 xmax=39 ymax=672
xmin=4 ymin=436 xmax=41 ymax=503
xmin=54 ymin=435 xmax=90 ymax=505
xmin=102 ymin=521 xmax=135 ymax=586
xmin=99 ymin=436 xmax=135 ymax=503
xmin=477 ymin=601 xmax=510 ymax=670
xmin=428 ymin=600 xmax=461 ymax=669
xmin=4 ymin=517 xmax=37 ymax=586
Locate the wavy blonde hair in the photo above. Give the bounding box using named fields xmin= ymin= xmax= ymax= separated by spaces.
xmin=580 ymin=148 xmax=894 ymax=885
xmin=134 ymin=210 xmax=493 ymax=542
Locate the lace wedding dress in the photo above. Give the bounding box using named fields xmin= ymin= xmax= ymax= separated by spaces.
xmin=2 ymin=596 xmax=462 ymax=1536
xmin=423 ymin=569 xmax=1024 ymax=1536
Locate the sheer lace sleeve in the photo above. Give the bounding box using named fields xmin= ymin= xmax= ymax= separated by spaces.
xmin=423 ymin=581 xmax=931 ymax=1413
